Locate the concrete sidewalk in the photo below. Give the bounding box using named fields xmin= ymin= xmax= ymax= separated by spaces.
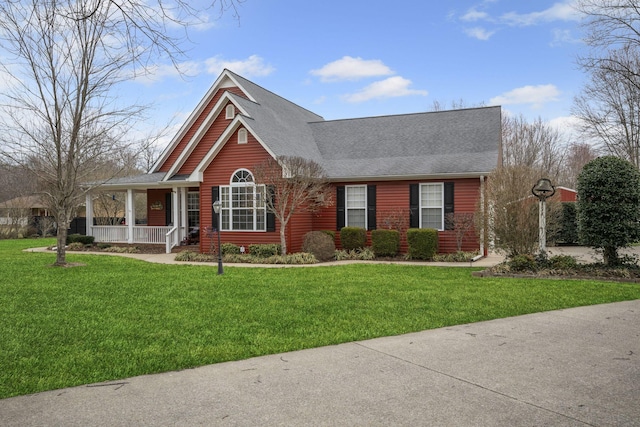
xmin=2 ymin=300 xmax=639 ymax=426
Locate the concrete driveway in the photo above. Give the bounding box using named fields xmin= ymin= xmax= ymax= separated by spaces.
xmin=1 ymin=300 xmax=639 ymax=426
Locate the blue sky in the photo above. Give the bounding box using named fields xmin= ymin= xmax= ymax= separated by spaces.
xmin=129 ymin=0 xmax=586 ymax=140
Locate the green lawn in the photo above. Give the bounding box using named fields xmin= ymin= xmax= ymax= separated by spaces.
xmin=2 ymin=238 xmax=640 ymax=399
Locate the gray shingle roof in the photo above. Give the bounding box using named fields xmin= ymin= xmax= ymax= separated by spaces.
xmin=309 ymin=107 xmax=501 ymax=179
xmin=225 ymin=71 xmax=501 ymax=180
xmin=97 ymin=71 xmax=501 ymax=188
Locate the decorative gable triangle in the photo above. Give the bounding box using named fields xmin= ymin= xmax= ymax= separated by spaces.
xmin=151 ymin=69 xmax=255 ymax=175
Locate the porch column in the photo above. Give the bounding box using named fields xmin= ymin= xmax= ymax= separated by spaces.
xmin=85 ymin=192 xmax=93 ymax=238
xmin=127 ymin=189 xmax=134 ymax=244
xmin=179 ymin=187 xmax=188 ymax=241
xmin=172 ymin=187 xmax=179 ymax=231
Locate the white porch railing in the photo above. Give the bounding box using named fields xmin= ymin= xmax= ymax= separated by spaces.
xmin=92 ymin=225 xmax=129 ymax=243
xmin=91 ymin=225 xmax=179 ymax=253
xmin=165 ymin=226 xmax=179 ymax=254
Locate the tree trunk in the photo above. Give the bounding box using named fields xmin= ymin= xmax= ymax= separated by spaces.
xmin=603 ymin=246 xmax=618 ymax=266
xmin=55 ymin=226 xmax=68 ymax=266
xmin=279 ymin=225 xmax=287 ymax=255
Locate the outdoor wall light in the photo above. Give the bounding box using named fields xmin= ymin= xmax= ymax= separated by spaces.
xmin=212 ymin=199 xmax=223 ymax=275
xmin=531 ymin=178 xmax=556 ymax=254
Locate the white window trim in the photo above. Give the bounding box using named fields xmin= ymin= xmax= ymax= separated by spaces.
xmin=225 ymin=104 xmax=235 ymax=119
xmin=345 ymin=184 xmax=367 ymax=229
xmin=237 ymin=128 xmax=248 ymax=144
xmin=187 ymin=191 xmax=200 ymax=228
xmin=419 ymin=182 xmax=444 ymax=231
xmin=220 ymin=169 xmax=266 ymax=232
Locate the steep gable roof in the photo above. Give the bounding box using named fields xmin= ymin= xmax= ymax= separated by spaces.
xmin=98 ymin=71 xmax=501 ymax=188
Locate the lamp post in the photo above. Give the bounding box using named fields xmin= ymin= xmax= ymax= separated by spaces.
xmin=531 ymin=178 xmax=556 ymax=254
xmin=212 ymin=199 xmax=223 ymax=275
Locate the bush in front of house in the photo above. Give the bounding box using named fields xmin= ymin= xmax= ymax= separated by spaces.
xmin=321 ymin=230 xmax=336 ymax=240
xmin=221 ymin=243 xmax=241 ymax=255
xmin=340 ymin=226 xmax=366 ymax=251
xmin=249 ymin=243 xmax=281 ymax=258
xmin=578 ymin=155 xmax=640 ymax=266
xmin=66 ymin=234 xmax=94 ymax=245
xmin=302 ymin=231 xmax=336 ymax=262
xmin=371 ymin=229 xmax=400 ymax=257
xmin=406 ymin=228 xmax=438 ymax=260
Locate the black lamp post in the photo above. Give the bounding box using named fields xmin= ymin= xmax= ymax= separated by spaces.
xmin=212 ymin=199 xmax=224 ymax=275
xmin=531 ymin=178 xmax=556 ymax=253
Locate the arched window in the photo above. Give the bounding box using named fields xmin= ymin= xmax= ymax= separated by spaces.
xmin=237 ymin=128 xmax=248 ymax=144
xmin=225 ymin=104 xmax=235 ymax=119
xmin=219 ymin=169 xmax=266 ymax=231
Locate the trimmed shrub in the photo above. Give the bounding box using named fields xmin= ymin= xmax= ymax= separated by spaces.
xmin=340 ymin=226 xmax=366 ymax=250
xmin=371 ymin=229 xmax=400 ymax=257
xmin=406 ymin=228 xmax=438 ymax=260
xmin=66 ymin=234 xmax=94 ymax=245
xmin=249 ymin=243 xmax=281 ymax=258
xmin=321 ymin=230 xmax=336 ymax=240
xmin=302 ymin=231 xmax=336 ymax=262
xmin=221 ymin=243 xmax=241 ymax=255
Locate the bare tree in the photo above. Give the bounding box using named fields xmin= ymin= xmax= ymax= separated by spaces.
xmin=445 ymin=212 xmax=475 ymax=253
xmin=574 ymin=46 xmax=640 ymax=167
xmin=577 ymin=0 xmax=640 ymax=90
xmin=253 ymin=156 xmax=333 ymax=255
xmin=558 ymin=142 xmax=600 ymax=189
xmin=501 ymin=114 xmax=566 ymax=180
xmin=479 ymin=165 xmax=561 ymax=258
xmin=0 ymin=0 xmax=242 ymax=266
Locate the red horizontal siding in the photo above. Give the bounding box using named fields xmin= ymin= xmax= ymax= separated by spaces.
xmin=147 ymin=189 xmax=171 ymax=226
xmin=199 ymin=131 xmax=280 ymax=253
xmin=159 ymin=87 xmax=245 ymax=173
xmin=314 ymin=178 xmax=483 ymax=254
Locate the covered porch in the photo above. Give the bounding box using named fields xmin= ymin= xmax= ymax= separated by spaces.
xmin=85 ymin=177 xmax=200 ymax=253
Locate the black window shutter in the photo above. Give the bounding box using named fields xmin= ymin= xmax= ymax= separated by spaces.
xmin=409 ymin=184 xmax=419 ymax=228
xmin=336 ymin=186 xmax=345 ymax=230
xmin=211 ymin=186 xmax=220 ymax=230
xmin=367 ymin=185 xmax=376 ymax=230
xmin=266 ymin=185 xmax=276 ymax=232
xmin=444 ymin=182 xmax=454 ymax=230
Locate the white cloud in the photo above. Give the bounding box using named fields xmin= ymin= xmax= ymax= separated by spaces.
xmin=550 ymin=28 xmax=581 ymax=46
xmin=310 ymin=56 xmax=394 ymax=82
xmin=205 ymin=55 xmax=275 ymax=77
xmin=501 ymin=1 xmax=581 ymax=27
xmin=464 ymin=27 xmax=496 ymax=40
xmin=342 ymin=76 xmax=428 ymax=103
xmin=461 ymin=8 xmax=490 ymax=22
xmin=490 ymin=84 xmax=560 ymax=108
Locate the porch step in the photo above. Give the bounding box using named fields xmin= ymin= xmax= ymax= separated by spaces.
xmin=171 ymin=245 xmax=199 ymax=254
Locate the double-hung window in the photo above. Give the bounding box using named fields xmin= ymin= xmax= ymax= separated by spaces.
xmin=187 ymin=191 xmax=200 ymax=229
xmin=220 ymin=169 xmax=266 ymax=231
xmin=346 ymin=185 xmax=366 ymax=228
xmin=420 ymin=183 xmax=444 ymax=230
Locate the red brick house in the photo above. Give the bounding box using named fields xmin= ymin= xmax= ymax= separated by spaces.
xmin=87 ymin=69 xmax=502 ymax=254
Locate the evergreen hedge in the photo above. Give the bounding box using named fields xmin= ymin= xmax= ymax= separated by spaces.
xmin=340 ymin=227 xmax=367 ymax=250
xmin=371 ymin=229 xmax=400 ymax=257
xmin=406 ymin=228 xmax=438 ymax=260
